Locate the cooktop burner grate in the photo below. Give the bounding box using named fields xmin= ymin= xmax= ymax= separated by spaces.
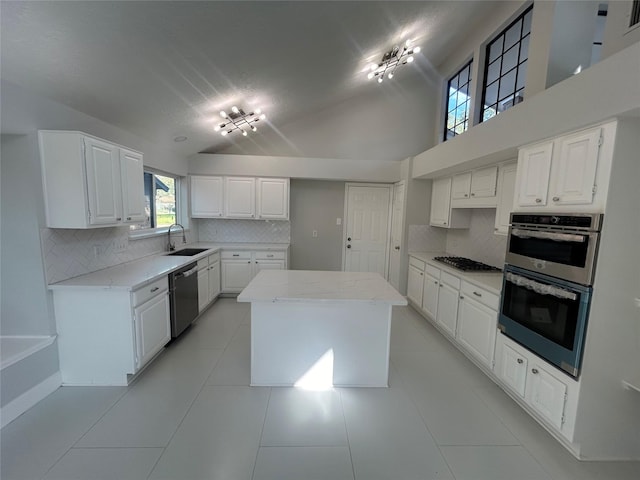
xmin=433 ymin=256 xmax=501 ymax=272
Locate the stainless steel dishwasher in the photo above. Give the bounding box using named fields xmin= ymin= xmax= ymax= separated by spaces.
xmin=168 ymin=262 xmax=199 ymax=338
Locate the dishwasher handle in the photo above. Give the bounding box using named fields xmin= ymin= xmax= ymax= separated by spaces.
xmin=175 ymin=266 xmax=198 ymax=279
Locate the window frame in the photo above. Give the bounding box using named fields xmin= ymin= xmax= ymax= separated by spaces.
xmin=129 ymin=169 xmax=185 ymax=240
xmin=479 ymin=4 xmax=534 ymax=123
xmin=443 ymin=59 xmax=474 ymax=142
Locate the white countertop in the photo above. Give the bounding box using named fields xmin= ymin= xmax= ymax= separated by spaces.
xmin=49 ymin=242 xmax=289 ymax=291
xmin=408 ymin=251 xmax=504 ymax=295
xmin=237 ymin=270 xmax=408 ymax=305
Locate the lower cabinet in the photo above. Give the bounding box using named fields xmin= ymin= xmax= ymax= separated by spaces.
xmin=53 ymin=276 xmax=170 ymax=386
xmin=407 ymin=257 xmax=425 ymax=306
xmin=421 ymin=268 xmax=439 ymax=320
xmin=495 ymin=333 xmax=578 ymax=439
xmin=435 ymin=272 xmax=460 ymax=338
xmin=221 ymin=250 xmax=286 ymax=293
xmin=456 ymin=281 xmax=499 ymax=368
xmin=197 ymin=251 xmax=221 ymax=312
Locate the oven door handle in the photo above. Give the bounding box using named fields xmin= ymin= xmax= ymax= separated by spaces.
xmin=505 ymin=272 xmax=577 ymax=300
xmin=511 ymin=228 xmax=586 ymax=243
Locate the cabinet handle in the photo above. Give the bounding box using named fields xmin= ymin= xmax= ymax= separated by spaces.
xmin=126 ymin=217 xmax=132 ymax=220
xmin=535 ymin=198 xmax=542 ymax=203
xmin=552 ymin=196 xmax=560 ymax=202
xmin=434 ymin=280 xmax=438 ymax=284
xmin=471 ymin=193 xmax=475 ymax=197
xmin=517 ymin=358 xmax=524 ymax=364
xmin=443 ymin=221 xmax=447 ymax=225
xmin=473 ymin=291 xmax=482 ymax=297
xmin=150 ymin=287 xmax=159 ymax=292
xmin=464 ymin=194 xmax=468 ymax=198
xmin=460 ymin=295 xmax=464 ymax=299
xmin=439 ymin=284 xmax=443 ymax=288
xmin=247 ymin=260 xmax=251 ymax=263
xmin=233 ymin=254 xmax=240 ymax=257
xmin=116 ymin=217 xmax=122 ymax=221
xmin=267 ymin=254 xmax=274 ymax=258
xmin=419 ymin=272 xmax=423 ymax=276
xmin=531 ymin=368 xmax=539 ymax=374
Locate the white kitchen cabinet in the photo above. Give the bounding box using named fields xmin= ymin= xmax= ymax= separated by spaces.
xmin=53 ymin=276 xmax=169 ymax=385
xmin=551 ymin=128 xmax=601 ymax=205
xmin=191 ymin=176 xmax=224 ymax=218
xmin=407 ymin=256 xmax=426 ymax=307
xmin=457 ymin=281 xmax=499 ymax=369
xmin=421 ymin=267 xmax=440 ymax=320
xmin=225 ymin=177 xmax=256 ymax=218
xmin=197 ymin=251 xmax=221 ymax=312
xmin=450 ymin=166 xmax=498 ymax=208
xmin=254 ymin=251 xmax=286 ymax=271
xmin=451 ymin=172 xmax=472 ymax=200
xmin=221 ymin=250 xmax=287 ymax=293
xmin=257 ymin=178 xmax=289 ymax=220
xmin=516 ymin=141 xmax=553 ymax=207
xmin=39 ymin=130 xmax=145 ymax=228
xmin=134 ymin=287 xmax=171 ymax=369
xmin=495 ymin=333 xmax=579 ymax=440
xmin=494 ymin=162 xmax=517 ymax=235
xmin=430 ymin=177 xmax=470 ymax=229
xmin=470 ymin=166 xmax=498 ymax=199
xmin=436 ymin=276 xmax=460 ymax=338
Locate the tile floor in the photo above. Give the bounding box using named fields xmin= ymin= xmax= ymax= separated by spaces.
xmin=2 ymin=298 xmax=639 ymax=480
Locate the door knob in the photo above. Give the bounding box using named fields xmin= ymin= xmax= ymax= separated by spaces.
xmin=347 ymin=245 xmax=351 ymax=249
xmin=347 ymin=237 xmax=352 ymax=241
xmin=395 ymin=246 xmax=400 ymax=250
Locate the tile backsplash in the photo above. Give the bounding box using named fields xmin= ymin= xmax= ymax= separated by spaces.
xmin=445 ymin=209 xmax=507 ymax=268
xmin=408 ymin=224 xmax=447 ymax=253
xmin=41 ymin=226 xmax=197 ymax=284
xmin=197 ymin=219 xmax=290 ymax=244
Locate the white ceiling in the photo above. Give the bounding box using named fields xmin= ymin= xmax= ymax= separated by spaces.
xmin=0 ymin=1 xmax=502 ymax=161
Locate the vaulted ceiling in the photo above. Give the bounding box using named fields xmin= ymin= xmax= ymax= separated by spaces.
xmin=1 ymin=1 xmax=504 ymax=161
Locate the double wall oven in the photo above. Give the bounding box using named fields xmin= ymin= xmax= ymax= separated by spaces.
xmin=499 ymin=213 xmax=603 ymax=378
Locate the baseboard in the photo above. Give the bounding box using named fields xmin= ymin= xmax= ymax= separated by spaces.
xmin=1 ymin=371 xmax=61 ymax=428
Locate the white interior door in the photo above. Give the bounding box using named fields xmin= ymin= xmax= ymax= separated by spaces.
xmin=343 ymin=184 xmax=392 ymax=277
xmin=388 ymin=182 xmax=405 ymax=290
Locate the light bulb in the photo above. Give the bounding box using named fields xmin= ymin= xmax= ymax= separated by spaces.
xmin=388 ymin=72 xmax=394 ymax=79
xmin=405 ymin=39 xmax=412 ymax=47
xmin=214 ymin=125 xmax=220 ymax=131
xmin=255 ymin=108 xmax=262 ymax=115
xmin=220 ymin=110 xmax=227 ymax=118
xmin=367 ymin=72 xmax=374 ymax=80
xmin=260 ymin=113 xmax=266 ymax=120
xmin=370 ymin=63 xmax=378 ymax=71
xmin=251 ymin=126 xmax=257 ymax=132
xmin=231 ymin=106 xmax=239 ymax=114
xmin=413 ymin=46 xmax=421 ymax=54
xmin=378 ymin=77 xmax=383 ymax=83
xmin=221 ymin=130 xmax=228 ymax=136
xmin=407 ymin=56 xmax=414 ymax=63
xmin=242 ymin=130 xmax=247 ymax=136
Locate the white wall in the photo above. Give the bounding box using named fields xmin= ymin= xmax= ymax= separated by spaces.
xmin=602 ymin=0 xmax=640 ymax=58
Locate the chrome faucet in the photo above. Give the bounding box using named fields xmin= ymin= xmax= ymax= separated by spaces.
xmin=167 ymin=223 xmax=186 ymax=251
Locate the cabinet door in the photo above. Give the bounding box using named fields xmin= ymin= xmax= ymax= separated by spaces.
xmin=430 ymin=177 xmax=452 ymax=227
xmin=457 ymin=296 xmax=497 ymax=368
xmin=84 ymin=137 xmax=121 ymax=225
xmin=516 ymin=142 xmax=553 ymax=207
xmin=407 ymin=265 xmax=424 ymax=306
xmin=451 ymin=173 xmax=472 ymax=200
xmin=494 ymin=163 xmax=517 ymax=235
xmin=436 ymin=283 xmax=459 ymax=337
xmin=422 ymin=273 xmax=439 ymax=319
xmin=257 ymin=178 xmax=289 ymax=220
xmin=208 ymin=261 xmax=221 ymax=299
xmin=470 ymin=166 xmax=498 ymax=198
xmin=499 ymin=342 xmax=528 ymax=397
xmin=527 ymin=363 xmax=567 ymax=429
xmin=551 ymin=128 xmax=601 ymax=205
xmin=197 ymin=268 xmax=209 ymax=312
xmin=191 ymin=176 xmax=224 ymax=218
xmin=221 ymin=260 xmax=254 ymax=292
xmin=134 ymin=293 xmax=170 ymax=368
xmin=255 ymin=260 xmax=285 ymax=272
xmin=225 ymin=177 xmax=255 ymax=218
xmin=119 ymin=148 xmax=145 ymax=223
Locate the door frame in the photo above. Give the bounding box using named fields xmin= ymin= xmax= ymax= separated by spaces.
xmin=341 ymin=182 xmax=394 ymax=278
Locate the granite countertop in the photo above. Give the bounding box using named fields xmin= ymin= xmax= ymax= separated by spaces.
xmin=237 ymin=270 xmax=408 ymax=305
xmin=408 ymin=251 xmax=504 ymax=295
xmin=49 ymin=242 xmax=290 ymax=291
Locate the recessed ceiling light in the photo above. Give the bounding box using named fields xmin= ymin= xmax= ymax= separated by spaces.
xmin=173 ymin=136 xmax=188 ymax=142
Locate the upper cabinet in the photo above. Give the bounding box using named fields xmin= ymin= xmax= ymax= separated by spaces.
xmin=514 ymin=123 xmax=615 ymax=213
xmin=494 ymin=162 xmax=517 ymax=235
xmin=451 ymin=166 xmax=498 ymax=208
xmin=190 ymin=175 xmax=289 ymax=220
xmin=39 ymin=131 xmax=145 ymax=229
xmin=430 ymin=177 xmax=471 ymax=229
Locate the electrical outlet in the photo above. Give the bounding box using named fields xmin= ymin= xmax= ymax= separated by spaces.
xmin=312 ymin=230 xmax=318 ymax=238
xmin=113 ymin=237 xmax=128 ymax=253
xmin=336 ymin=218 xmax=342 ymax=225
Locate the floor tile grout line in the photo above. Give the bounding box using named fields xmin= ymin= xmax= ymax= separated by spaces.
xmin=336 ymin=388 xmax=358 ymax=480
xmin=251 ymin=386 xmax=274 ymax=480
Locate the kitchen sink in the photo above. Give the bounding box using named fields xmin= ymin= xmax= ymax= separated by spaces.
xmin=166 ymin=248 xmax=209 ymax=256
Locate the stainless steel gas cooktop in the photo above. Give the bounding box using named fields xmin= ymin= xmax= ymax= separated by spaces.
xmin=433 ymin=256 xmax=501 ymax=272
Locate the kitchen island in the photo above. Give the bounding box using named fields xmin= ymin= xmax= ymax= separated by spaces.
xmin=237 ymin=270 xmax=407 ymax=388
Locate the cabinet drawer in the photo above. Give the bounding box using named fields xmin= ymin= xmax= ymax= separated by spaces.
xmin=409 ymin=256 xmax=426 ymax=271
xmin=197 ymin=258 xmax=209 ymax=270
xmin=425 ymin=264 xmax=440 ymax=278
xmin=132 ymin=277 xmax=168 ymax=307
xmin=461 ymin=281 xmax=499 ymax=310
xmin=207 ymin=251 xmax=220 ymax=263
xmin=255 ymin=251 xmax=285 ymax=260
xmin=221 ymin=250 xmax=251 ymax=260
xmin=440 ymin=271 xmax=460 ymax=289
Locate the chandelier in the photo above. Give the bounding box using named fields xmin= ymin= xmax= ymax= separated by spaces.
xmin=214 ymin=106 xmax=266 ymax=136
xmin=367 ymin=40 xmax=421 ymax=83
